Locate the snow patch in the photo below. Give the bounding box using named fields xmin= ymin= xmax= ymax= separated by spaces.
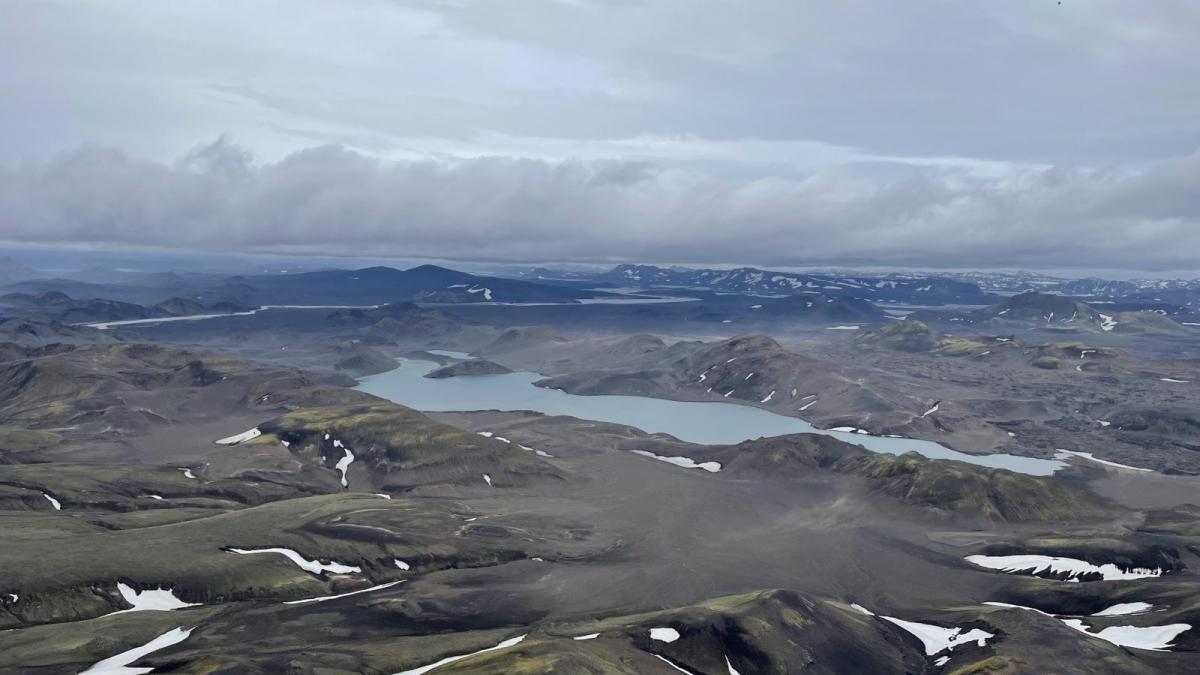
xmin=42 ymin=492 xmax=61 ymax=510
xmin=573 ymin=633 xmax=600 ymax=640
xmin=394 ymin=559 xmax=410 ymax=570
xmin=114 ymin=583 xmax=198 ymax=614
xmin=334 ymin=445 xmax=355 ymax=487
xmin=631 ymin=450 xmax=721 ymax=473
xmin=1061 ymin=619 xmax=1190 ymax=651
xmin=483 ymin=473 xmax=493 ymax=486
xmin=215 ymin=427 xmax=261 ymax=445
xmin=228 ymin=547 xmax=361 ymax=575
xmin=649 ymin=627 xmax=681 ymax=642
xmin=760 ymin=390 xmax=775 ymax=403
xmin=466 ymin=286 xmax=493 ymax=301
xmin=1054 ymin=449 xmax=1151 ymax=472
xmin=1093 ymin=602 xmax=1154 ymax=617
xmin=826 ymin=325 xmax=860 ymax=330
xmin=880 ymin=616 xmax=994 ymax=656
xmin=965 ymin=554 xmax=1162 ymax=581
xmin=179 ymin=468 xmax=196 ymax=479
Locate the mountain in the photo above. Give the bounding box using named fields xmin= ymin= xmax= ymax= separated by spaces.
xmin=229 ymin=264 xmax=604 ymax=305
xmin=592 ymin=264 xmax=993 ymax=304
xmin=974 ymin=292 xmax=1109 ymax=329
xmin=1058 ymin=278 xmax=1141 ymax=297
xmin=0 ymin=292 xmax=256 ymax=325
xmin=0 ymin=319 xmax=117 ymax=349
xmin=0 ymin=291 xmax=157 ymax=324
xmin=852 ymin=320 xmax=940 ymax=352
xmin=979 ymin=291 xmax=1099 ymax=321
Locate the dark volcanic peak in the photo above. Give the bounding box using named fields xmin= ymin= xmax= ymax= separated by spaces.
xmin=480 ymin=326 xmax=568 ymax=355
xmin=0 ymin=318 xmax=116 ymax=348
xmin=153 ymin=297 xmax=208 ymax=316
xmin=0 ymin=291 xmax=156 ymax=325
xmin=976 ymin=292 xmax=1106 ymax=330
xmin=853 ymin=319 xmax=939 ymax=352
xmin=0 ymin=290 xmax=74 ymax=307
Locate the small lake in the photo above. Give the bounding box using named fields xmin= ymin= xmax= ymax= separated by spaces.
xmin=356 ymin=359 xmax=1065 ymax=476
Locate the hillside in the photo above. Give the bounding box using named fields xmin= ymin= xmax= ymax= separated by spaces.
xmin=230 ymin=264 xmax=605 ymax=305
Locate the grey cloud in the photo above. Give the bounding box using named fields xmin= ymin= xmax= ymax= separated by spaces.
xmin=1 ymin=139 xmax=1197 ymax=270
xmin=3 ymin=1 xmax=1199 ymax=165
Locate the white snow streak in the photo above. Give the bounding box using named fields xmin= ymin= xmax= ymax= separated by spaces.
xmin=228 ymin=547 xmax=361 ymax=575
xmin=215 ymin=427 xmax=261 ymax=445
xmin=283 ymin=580 xmax=404 ymax=605
xmin=81 ymin=627 xmax=193 ymax=675
xmin=1054 ymin=449 xmax=1151 ymax=472
xmin=393 ymin=634 xmax=526 ymax=675
xmin=631 ymin=450 xmax=721 ymax=473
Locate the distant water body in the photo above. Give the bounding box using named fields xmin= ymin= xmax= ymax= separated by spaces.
xmin=357 ymin=358 xmax=1065 ymax=476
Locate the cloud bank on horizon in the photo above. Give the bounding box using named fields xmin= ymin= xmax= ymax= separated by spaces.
xmin=1 ymin=1 xmax=1197 ymax=270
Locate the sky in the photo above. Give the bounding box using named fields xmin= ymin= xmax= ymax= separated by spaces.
xmin=1 ymin=0 xmax=1198 ymax=272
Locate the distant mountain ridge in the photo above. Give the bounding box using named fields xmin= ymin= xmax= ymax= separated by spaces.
xmin=0 ymin=291 xmax=255 ymax=325
xmin=584 ymin=264 xmax=993 ymax=305
xmin=0 ymin=264 xmax=607 ymax=310
xmin=209 ymin=264 xmax=604 ymax=305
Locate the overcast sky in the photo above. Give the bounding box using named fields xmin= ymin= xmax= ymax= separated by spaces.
xmin=1 ymin=1 xmax=1198 ymax=271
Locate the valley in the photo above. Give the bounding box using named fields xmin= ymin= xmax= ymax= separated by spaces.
xmin=1 ymin=262 xmax=1198 ymax=673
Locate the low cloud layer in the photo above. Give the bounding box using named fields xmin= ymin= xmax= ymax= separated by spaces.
xmin=2 ymin=2 xmax=1199 ymax=270
xmin=1 ymin=138 xmax=1197 ymax=270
